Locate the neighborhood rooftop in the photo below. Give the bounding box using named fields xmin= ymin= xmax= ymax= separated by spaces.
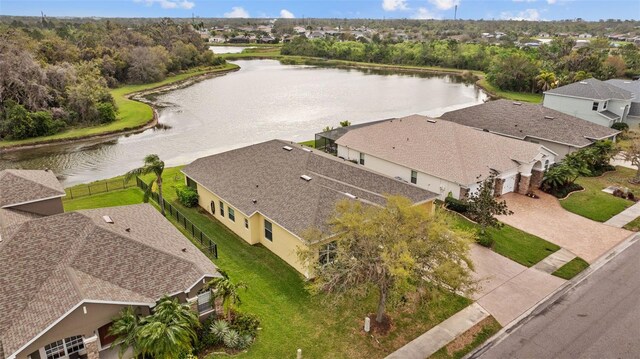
xmin=544 ymin=77 xmax=633 ymax=100
xmin=605 ymin=79 xmax=640 ymax=116
xmin=182 ymin=139 xmax=438 ymax=238
xmin=0 ymin=169 xmax=65 ymax=208
xmin=0 ymin=204 xmax=220 ymax=358
xmin=335 ymin=115 xmax=553 ymax=186
xmin=440 ymin=99 xmax=620 ymax=148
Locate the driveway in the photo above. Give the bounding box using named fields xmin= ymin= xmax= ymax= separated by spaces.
xmin=497 ymin=192 xmax=631 ymax=263
xmin=470 ymin=245 xmax=565 ymax=326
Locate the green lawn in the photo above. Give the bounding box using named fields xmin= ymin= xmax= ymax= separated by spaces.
xmin=63 ymin=167 xmax=471 ymax=358
xmin=560 ymin=167 xmax=639 ymax=222
xmin=298 ymin=139 xmax=315 ymax=148
xmin=552 ymin=257 xmax=590 ymax=280
xmin=0 ymin=64 xmax=238 ymax=148
xmin=476 ymin=79 xmax=543 ymax=104
xmin=430 ymin=316 xmax=501 ymax=359
xmin=623 ymin=216 xmax=640 ymax=231
xmin=446 ymin=210 xmax=560 ymax=267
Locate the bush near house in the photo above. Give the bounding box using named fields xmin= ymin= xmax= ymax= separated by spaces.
xmin=176 ymin=185 xmax=199 ymax=207
xmin=445 ymin=196 xmax=469 ymax=213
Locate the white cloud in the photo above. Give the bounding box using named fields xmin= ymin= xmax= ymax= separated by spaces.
xmin=224 ymin=6 xmax=249 ymax=18
xmin=428 ymin=0 xmax=460 ymax=10
xmin=382 ymin=0 xmax=408 ymax=11
xmin=413 ymin=7 xmax=441 ymax=19
xmin=513 ymin=0 xmax=537 ymax=2
xmin=547 ymin=0 xmax=557 ymax=4
xmin=280 ymin=9 xmax=295 ymax=18
xmin=134 ymin=0 xmax=194 ymax=10
xmin=500 ymin=8 xmax=541 ymax=21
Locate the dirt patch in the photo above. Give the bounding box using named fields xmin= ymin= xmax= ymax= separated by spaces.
xmin=444 ymin=316 xmax=498 ymax=355
xmin=365 ymin=313 xmax=393 ymax=335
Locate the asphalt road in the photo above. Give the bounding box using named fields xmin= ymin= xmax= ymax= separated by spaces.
xmin=470 ymin=238 xmax=640 ymax=359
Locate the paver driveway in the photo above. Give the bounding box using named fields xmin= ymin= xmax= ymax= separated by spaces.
xmin=497 ymin=192 xmax=631 ymax=263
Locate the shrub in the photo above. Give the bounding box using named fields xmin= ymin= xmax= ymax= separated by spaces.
xmin=611 ymin=122 xmax=629 ymax=132
xmin=445 ymin=196 xmax=469 ymax=213
xmin=231 ymin=312 xmax=260 ymax=337
xmin=195 ymin=316 xmax=218 ymax=352
xmin=97 ymin=102 xmax=117 ymax=124
xmin=476 ymin=233 xmax=494 ymax=248
xmin=176 ymin=185 xmax=199 ymax=207
xmin=223 ymin=329 xmax=242 ymax=349
xmin=237 ymin=333 xmax=254 ymax=350
xmin=210 ymin=320 xmax=230 ymax=343
xmin=628 ymin=192 xmax=636 ymax=201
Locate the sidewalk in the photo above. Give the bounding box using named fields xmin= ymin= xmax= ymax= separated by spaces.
xmin=604 ymin=201 xmax=640 ymax=228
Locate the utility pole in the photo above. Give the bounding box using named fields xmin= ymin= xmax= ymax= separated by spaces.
xmin=454 ymin=5 xmax=458 ymax=20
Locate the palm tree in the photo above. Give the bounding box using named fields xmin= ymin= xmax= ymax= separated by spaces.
xmin=535 ymin=71 xmax=557 ymax=92
xmin=205 ymin=277 xmax=248 ymax=320
xmin=137 ymin=296 xmax=200 ymax=359
xmin=126 ymin=154 xmax=166 ymax=215
xmin=109 ymin=307 xmax=141 ymax=359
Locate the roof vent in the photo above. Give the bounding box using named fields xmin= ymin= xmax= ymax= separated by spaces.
xmin=344 ymin=192 xmax=357 ymax=199
xmin=302 ymin=148 xmax=312 ymax=152
xmin=283 ymin=145 xmax=293 ymax=151
xmin=125 ymin=228 xmax=131 ymax=232
xmin=300 ymin=175 xmax=312 ymax=181
xmin=103 ymin=215 xmax=114 ymax=224
xmin=427 ymin=119 xmax=437 ymax=123
xmin=512 ymin=102 xmax=522 ymax=106
xmin=181 ymin=248 xmax=187 ymax=252
xmin=544 ymin=116 xmax=555 ymax=120
xmin=252 ymin=199 xmax=257 ymax=204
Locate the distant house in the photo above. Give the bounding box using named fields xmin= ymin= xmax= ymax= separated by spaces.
xmin=228 ymin=35 xmax=250 ymax=44
xmin=441 ymin=99 xmax=620 ymax=159
xmin=335 ymin=115 xmax=556 ymax=200
xmin=543 ymin=78 xmax=634 ymax=127
xmin=605 ymin=79 xmax=640 ymax=125
xmin=209 ymin=35 xmax=226 ymax=43
xmin=258 ymin=36 xmax=277 ymax=44
xmin=578 ymin=33 xmax=593 ymax=38
xmin=0 ymin=170 xmax=221 ymax=359
xmin=182 ymin=140 xmax=438 ymax=278
xmin=307 ymin=31 xmax=325 ymax=40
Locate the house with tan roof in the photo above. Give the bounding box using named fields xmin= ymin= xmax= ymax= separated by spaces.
xmin=335 ymin=115 xmax=557 ymax=200
xmin=181 ymin=140 xmax=438 ymax=278
xmin=0 ymin=170 xmax=221 ymax=359
xmin=441 ymin=99 xmax=620 ymax=159
xmin=543 ymin=78 xmax=633 ymax=127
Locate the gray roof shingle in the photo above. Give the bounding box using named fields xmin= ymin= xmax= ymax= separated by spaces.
xmin=0 ymin=204 xmax=220 ymax=358
xmin=545 ymin=77 xmax=633 ymax=100
xmin=0 ymin=170 xmax=65 ymax=208
xmin=182 ymin=140 xmax=438 ymax=237
xmin=605 ymin=79 xmax=640 ymax=116
xmin=440 ymin=99 xmax=619 ymax=148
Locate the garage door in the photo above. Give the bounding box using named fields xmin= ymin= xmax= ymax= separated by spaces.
xmin=502 ymin=175 xmax=516 ymax=195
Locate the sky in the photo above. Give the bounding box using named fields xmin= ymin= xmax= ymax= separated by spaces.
xmin=1 ymin=0 xmax=639 ymax=21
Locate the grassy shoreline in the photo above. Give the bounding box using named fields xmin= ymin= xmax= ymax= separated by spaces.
xmin=0 ymin=63 xmax=239 ymax=149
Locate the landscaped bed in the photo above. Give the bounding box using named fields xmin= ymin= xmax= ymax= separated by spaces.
xmin=623 ymin=216 xmax=640 ymax=231
xmin=430 ymin=316 xmax=502 ymax=359
xmin=64 ymin=167 xmax=473 ymax=358
xmin=560 ymin=167 xmax=640 ymax=222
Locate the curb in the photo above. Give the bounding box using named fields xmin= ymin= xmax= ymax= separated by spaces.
xmin=464 ymin=232 xmax=640 ymax=358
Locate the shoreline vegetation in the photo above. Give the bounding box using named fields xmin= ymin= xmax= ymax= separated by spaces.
xmin=2 ymin=46 xmax=543 ymax=151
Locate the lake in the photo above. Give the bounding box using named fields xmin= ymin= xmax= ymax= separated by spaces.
xmin=209 ymin=46 xmax=251 ymax=54
xmin=0 ymin=60 xmax=487 ymax=186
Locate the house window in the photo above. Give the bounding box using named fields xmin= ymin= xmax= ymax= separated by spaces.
xmin=210 ymin=201 xmax=215 ymax=215
xmin=228 ymin=207 xmax=235 ymax=222
xmin=98 ymin=322 xmax=117 ymax=348
xmin=603 ymin=101 xmax=608 ymax=110
xmin=411 ymin=170 xmax=418 ymax=184
xmin=44 ymin=336 xmax=85 ymax=359
xmin=244 ymin=218 xmax=249 ymax=229
xmin=220 ymin=201 xmax=225 ymax=217
xmin=359 ymin=153 xmax=365 ymax=165
xmin=592 ymin=101 xmax=599 ymax=111
xmin=318 ymin=242 xmax=337 ymax=266
xmin=264 ymin=220 xmax=273 ymax=241
xmin=186 ymin=176 xmax=197 ymax=189
xmin=544 ymin=160 xmax=550 ymax=170
xmin=197 ymin=289 xmax=212 ymax=313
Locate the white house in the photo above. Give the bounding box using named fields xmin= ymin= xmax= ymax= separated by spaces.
xmin=543 ymin=78 xmax=633 ymax=127
xmin=335 ymin=115 xmax=556 ymax=200
xmin=606 ymin=79 xmax=640 ymax=126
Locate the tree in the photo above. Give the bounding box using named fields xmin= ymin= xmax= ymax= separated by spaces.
xmin=298 ymin=196 xmax=475 ymax=324
xmin=487 ymin=53 xmax=539 ymax=92
xmin=205 ymin=276 xmax=248 ymax=320
xmin=339 ymin=120 xmax=351 ymax=127
xmin=126 ymin=46 xmax=171 ymax=84
xmin=109 ymin=307 xmax=141 ymax=358
xmin=623 ymin=140 xmax=640 ymax=184
xmin=125 ymin=154 xmax=166 ymax=215
xmin=542 ymin=162 xmax=580 ymax=192
xmin=535 ymin=71 xmax=557 ymax=92
xmin=466 ymin=174 xmax=513 ymax=237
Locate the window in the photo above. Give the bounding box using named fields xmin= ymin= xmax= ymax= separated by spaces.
xmin=197 ymin=289 xmax=212 ymax=313
xmin=411 ymin=170 xmax=418 ymax=184
xmin=603 ymin=101 xmax=608 ymax=110
xmin=98 ymin=322 xmax=117 ymax=348
xmin=244 ymin=218 xmax=249 ymax=229
xmin=228 ymin=207 xmax=235 ymax=222
xmin=44 ymin=336 xmax=85 ymax=359
xmin=264 ymin=220 xmax=273 ymax=241
xmin=319 ymin=242 xmax=337 ymax=266
xmin=186 ymin=176 xmax=197 ymax=189
xmin=210 ymin=201 xmax=215 ymax=215
xmin=359 ymin=153 xmax=365 ymax=165
xmin=592 ymin=101 xmax=599 ymax=111
xmin=220 ymin=201 xmax=225 ymax=217
xmin=544 ymin=160 xmax=550 ymax=170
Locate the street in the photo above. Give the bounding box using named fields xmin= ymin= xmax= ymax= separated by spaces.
xmin=470 ymin=238 xmax=640 ymax=359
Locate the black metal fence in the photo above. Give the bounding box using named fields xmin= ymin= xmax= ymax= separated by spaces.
xmin=66 ymin=178 xmax=137 ymax=199
xmin=136 ymin=177 xmax=218 ymax=259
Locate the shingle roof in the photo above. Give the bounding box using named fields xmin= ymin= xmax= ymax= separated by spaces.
xmin=545 ymin=77 xmax=633 ymax=100
xmin=182 ymin=140 xmax=438 ymax=237
xmin=336 ymin=115 xmax=551 ymax=186
xmin=440 ymin=100 xmax=619 ymax=148
xmin=316 ymin=118 xmax=394 ymax=141
xmin=605 ymin=79 xmax=640 ymax=116
xmin=0 ymin=170 xmax=65 ymax=208
xmin=0 ymin=204 xmax=220 ymax=358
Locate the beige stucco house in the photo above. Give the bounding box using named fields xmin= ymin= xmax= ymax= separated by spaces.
xmin=182 ymin=140 xmax=438 ymax=278
xmin=335 ymin=115 xmax=557 ymax=200
xmin=0 ymin=170 xmax=222 ymax=359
